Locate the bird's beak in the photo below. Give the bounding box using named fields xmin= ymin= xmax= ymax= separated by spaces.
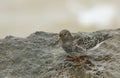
xmin=56 ymin=36 xmax=61 ymax=42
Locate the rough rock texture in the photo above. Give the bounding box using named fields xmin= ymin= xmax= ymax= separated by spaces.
xmin=0 ymin=29 xmax=120 ymax=78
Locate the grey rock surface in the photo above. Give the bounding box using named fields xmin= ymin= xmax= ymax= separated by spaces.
xmin=0 ymin=29 xmax=120 ymax=78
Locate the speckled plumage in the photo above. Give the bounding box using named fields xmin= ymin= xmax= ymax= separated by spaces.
xmin=59 ymin=29 xmax=111 ymax=55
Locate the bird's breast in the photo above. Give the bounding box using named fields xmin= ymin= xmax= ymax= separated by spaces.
xmin=62 ymin=42 xmax=73 ymax=53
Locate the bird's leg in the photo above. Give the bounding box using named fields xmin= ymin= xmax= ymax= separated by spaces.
xmin=73 ymin=55 xmax=90 ymax=67
xmin=66 ymin=55 xmax=81 ymax=61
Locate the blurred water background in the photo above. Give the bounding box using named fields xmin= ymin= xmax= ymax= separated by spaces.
xmin=0 ymin=0 xmax=120 ymax=38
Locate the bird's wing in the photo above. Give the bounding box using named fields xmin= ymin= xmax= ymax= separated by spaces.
xmin=72 ymin=39 xmax=87 ymax=55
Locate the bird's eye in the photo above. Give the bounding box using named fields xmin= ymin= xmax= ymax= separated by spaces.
xmin=64 ymin=33 xmax=66 ymax=36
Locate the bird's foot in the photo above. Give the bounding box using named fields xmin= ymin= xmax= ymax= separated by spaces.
xmin=73 ymin=62 xmax=83 ymax=68
xmin=66 ymin=55 xmax=81 ymax=61
xmin=73 ymin=55 xmax=90 ymax=67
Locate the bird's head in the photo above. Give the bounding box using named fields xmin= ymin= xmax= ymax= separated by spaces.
xmin=56 ymin=29 xmax=73 ymax=42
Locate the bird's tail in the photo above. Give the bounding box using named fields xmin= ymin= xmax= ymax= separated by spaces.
xmin=103 ymin=34 xmax=112 ymax=40
xmin=93 ymin=33 xmax=112 ymax=44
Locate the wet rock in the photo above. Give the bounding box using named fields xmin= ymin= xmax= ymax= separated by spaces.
xmin=0 ymin=28 xmax=120 ymax=78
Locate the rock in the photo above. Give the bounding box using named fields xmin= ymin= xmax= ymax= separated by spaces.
xmin=0 ymin=29 xmax=120 ymax=78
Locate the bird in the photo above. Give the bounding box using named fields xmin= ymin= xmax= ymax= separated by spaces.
xmin=56 ymin=29 xmax=112 ymax=67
